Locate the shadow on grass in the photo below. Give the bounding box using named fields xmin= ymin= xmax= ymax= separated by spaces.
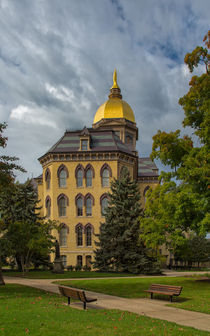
xmin=0 ymin=284 xmax=50 ymax=299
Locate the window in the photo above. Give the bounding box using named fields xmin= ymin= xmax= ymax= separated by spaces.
xmin=59 ymin=169 xmax=67 ymax=187
xmin=76 ymin=197 xmax=83 ymax=216
xmin=102 ymin=168 xmax=109 ymax=187
xmin=101 ymin=197 xmax=108 ymax=216
xmin=86 ymin=226 xmax=92 ymax=246
xmin=76 ymin=226 xmax=83 ymax=246
xmin=46 ymin=171 xmax=50 ymax=189
xmin=126 ymin=134 xmax=133 ymax=144
xmin=46 ymin=198 xmax=51 ymax=217
xmin=81 ymin=139 xmax=88 ymax=150
xmin=59 ymin=226 xmax=68 ymax=246
xmin=77 ymin=169 xmax=83 ymax=187
xmin=86 ymin=255 xmax=92 ymax=267
xmin=77 ymin=255 xmax=83 ymax=267
xmin=61 ymin=255 xmax=67 ymax=267
xmin=86 ymin=169 xmax=92 ymax=187
xmin=58 ymin=197 xmax=67 ymax=217
xmin=143 ymin=186 xmax=150 ymax=203
xmin=86 ymin=197 xmax=92 ymax=216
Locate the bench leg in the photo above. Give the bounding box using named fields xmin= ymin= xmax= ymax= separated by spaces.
xmin=83 ymin=302 xmax=86 ymax=310
xmin=68 ymin=297 xmax=70 ymax=305
xmin=151 ymin=293 xmax=153 ymax=299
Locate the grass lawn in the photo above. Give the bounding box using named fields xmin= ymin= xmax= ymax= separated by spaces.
xmin=0 ymin=284 xmax=208 ymax=336
xmin=3 ymin=270 xmax=139 ymax=279
xmin=57 ymin=276 xmax=210 ymax=314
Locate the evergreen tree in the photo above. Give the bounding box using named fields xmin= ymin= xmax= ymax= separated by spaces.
xmin=0 ymin=181 xmax=57 ymax=274
xmin=94 ymin=167 xmax=159 ymax=274
xmin=0 ymin=122 xmax=25 ymax=285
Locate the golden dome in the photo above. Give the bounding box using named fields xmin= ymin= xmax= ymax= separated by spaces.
xmin=93 ymin=70 xmax=135 ymax=124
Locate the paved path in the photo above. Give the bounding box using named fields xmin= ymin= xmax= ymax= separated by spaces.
xmin=4 ymin=272 xmax=210 ymax=333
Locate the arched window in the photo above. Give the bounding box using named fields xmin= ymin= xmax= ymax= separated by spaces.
xmin=102 ymin=168 xmax=109 ymax=187
xmin=86 ymin=169 xmax=92 ymax=187
xmin=86 ymin=197 xmax=92 ymax=216
xmin=59 ymin=225 xmax=68 ymax=246
xmin=46 ymin=199 xmax=51 ymax=217
xmin=59 ymin=169 xmax=67 ymax=188
xmin=61 ymin=255 xmax=67 ymax=267
xmin=77 ymin=169 xmax=83 ymax=187
xmin=86 ymin=226 xmax=92 ymax=246
xmin=45 ymin=196 xmax=51 ymax=218
xmin=58 ymin=195 xmax=68 ymax=217
xmin=77 ymin=255 xmax=83 ymax=267
xmin=101 ymin=197 xmax=108 ymax=216
xmin=76 ymin=197 xmax=83 ymax=216
xmin=45 ymin=169 xmax=51 ymax=189
xmin=143 ymin=186 xmax=150 ymax=203
xmin=76 ymin=225 xmax=83 ymax=246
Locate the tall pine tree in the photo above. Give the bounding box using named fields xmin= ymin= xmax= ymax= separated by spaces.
xmin=0 ymin=181 xmax=57 ymax=275
xmin=94 ymin=167 xmax=159 ymax=274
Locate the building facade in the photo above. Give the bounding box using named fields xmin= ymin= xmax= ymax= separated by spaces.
xmin=35 ymin=70 xmax=159 ymax=268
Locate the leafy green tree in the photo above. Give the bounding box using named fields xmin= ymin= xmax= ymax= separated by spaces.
xmin=174 ymin=235 xmax=210 ymax=267
xmin=0 ymin=123 xmax=25 ymax=187
xmin=0 ymin=182 xmax=58 ymax=275
xmin=94 ymin=168 xmax=159 ymax=274
xmin=141 ymin=32 xmax=210 ymax=254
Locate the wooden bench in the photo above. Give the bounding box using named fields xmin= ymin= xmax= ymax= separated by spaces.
xmin=144 ymin=284 xmax=182 ymax=302
xmin=58 ymin=286 xmax=97 ymax=309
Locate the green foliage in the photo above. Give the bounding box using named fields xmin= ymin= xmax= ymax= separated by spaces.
xmin=151 ymin=130 xmax=193 ymax=171
xmin=0 ymin=123 xmax=25 ymax=187
xmin=94 ymin=167 xmax=159 ymax=274
xmin=174 ymin=235 xmax=210 ymax=266
xmin=0 ymin=181 xmax=58 ymax=274
xmin=142 ymin=32 xmax=210 ymax=252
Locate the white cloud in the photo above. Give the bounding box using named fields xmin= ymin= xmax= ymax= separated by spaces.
xmin=0 ymin=0 xmax=209 ymax=182
xmin=10 ymin=105 xmax=57 ymax=129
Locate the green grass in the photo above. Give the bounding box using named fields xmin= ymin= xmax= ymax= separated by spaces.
xmin=3 ymin=270 xmax=139 ymax=279
xmin=57 ymin=276 xmax=210 ymax=314
xmin=0 ymin=284 xmax=208 ymax=336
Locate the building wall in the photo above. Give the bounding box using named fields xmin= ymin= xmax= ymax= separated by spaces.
xmin=38 ymin=158 xmax=158 ymax=267
xmin=39 ymin=159 xmax=119 ymax=267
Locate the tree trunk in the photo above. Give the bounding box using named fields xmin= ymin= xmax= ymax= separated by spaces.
xmin=0 ymin=256 xmax=5 ymax=285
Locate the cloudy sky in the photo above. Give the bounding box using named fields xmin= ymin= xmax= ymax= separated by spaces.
xmin=0 ymin=0 xmax=209 ymax=181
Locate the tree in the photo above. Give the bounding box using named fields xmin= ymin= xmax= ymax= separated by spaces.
xmin=141 ymin=31 xmax=210 ymax=255
xmin=0 ymin=181 xmax=58 ymax=275
xmin=0 ymin=123 xmax=25 ymax=187
xmin=94 ymin=167 xmax=159 ymax=274
xmin=0 ymin=123 xmax=25 ymax=285
xmin=174 ymin=235 xmax=210 ymax=267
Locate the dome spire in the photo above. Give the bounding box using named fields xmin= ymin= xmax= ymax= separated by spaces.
xmin=111 ymin=69 xmax=119 ymax=89
xmin=109 ymin=69 xmax=122 ymax=99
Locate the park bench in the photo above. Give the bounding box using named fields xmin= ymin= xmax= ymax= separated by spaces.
xmin=58 ymin=286 xmax=97 ymax=309
xmin=144 ymin=284 xmax=182 ymax=302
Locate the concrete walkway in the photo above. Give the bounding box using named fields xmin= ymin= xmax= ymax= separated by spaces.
xmin=4 ymin=272 xmax=210 ymax=333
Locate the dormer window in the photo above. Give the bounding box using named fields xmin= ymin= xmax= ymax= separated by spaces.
xmin=81 ymin=139 xmax=88 ymax=150
xmin=79 ymin=127 xmax=91 ymax=151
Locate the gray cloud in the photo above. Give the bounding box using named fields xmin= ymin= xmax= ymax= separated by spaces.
xmin=0 ymin=0 xmax=209 ymax=181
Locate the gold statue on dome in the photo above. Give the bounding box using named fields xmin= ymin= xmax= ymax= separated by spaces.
xmin=111 ymin=69 xmax=120 ymax=89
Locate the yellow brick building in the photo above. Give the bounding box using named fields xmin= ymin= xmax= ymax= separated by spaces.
xmin=35 ymin=70 xmax=159 ymax=268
